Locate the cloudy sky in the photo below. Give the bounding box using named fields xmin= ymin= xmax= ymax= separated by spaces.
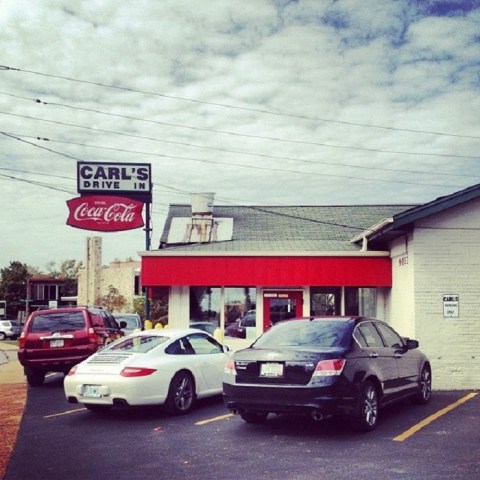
xmin=1 ymin=0 xmax=479 ymax=271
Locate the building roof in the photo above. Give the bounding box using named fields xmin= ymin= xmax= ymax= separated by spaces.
xmin=159 ymin=204 xmax=416 ymax=253
xmin=358 ymin=183 xmax=480 ymax=248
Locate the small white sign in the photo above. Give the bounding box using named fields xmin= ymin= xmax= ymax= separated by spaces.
xmin=443 ymin=294 xmax=459 ymax=318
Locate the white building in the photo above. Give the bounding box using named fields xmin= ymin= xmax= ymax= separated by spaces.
xmin=140 ymin=185 xmax=480 ymax=389
xmin=77 ymin=237 xmax=141 ymax=312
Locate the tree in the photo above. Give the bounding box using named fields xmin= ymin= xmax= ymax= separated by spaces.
xmin=0 ymin=261 xmax=29 ymax=319
xmin=97 ymin=285 xmax=126 ymax=313
xmin=44 ymin=259 xmax=83 ymax=296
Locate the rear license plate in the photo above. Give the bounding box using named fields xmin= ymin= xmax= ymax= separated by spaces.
xmin=83 ymin=385 xmax=101 ymax=398
xmin=50 ymin=339 xmax=64 ymax=348
xmin=260 ymin=362 xmax=284 ymax=377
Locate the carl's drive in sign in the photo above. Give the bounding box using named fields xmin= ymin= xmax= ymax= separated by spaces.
xmin=66 ymin=196 xmax=144 ymax=232
xmin=77 ymin=161 xmax=152 ymax=202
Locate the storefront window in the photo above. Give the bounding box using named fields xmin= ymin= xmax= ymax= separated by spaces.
xmin=358 ymin=288 xmax=377 ymax=317
xmin=310 ymin=287 xmax=341 ymax=315
xmin=189 ymin=287 xmax=255 ymax=337
xmin=224 ymin=287 xmax=256 ymax=338
xmin=310 ymin=287 xmax=377 ymax=317
xmin=190 ymin=287 xmax=221 ymax=331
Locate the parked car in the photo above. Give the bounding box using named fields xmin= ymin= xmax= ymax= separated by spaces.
xmin=223 ymin=316 xmax=432 ymax=431
xmin=0 ymin=320 xmax=22 ymax=340
xmin=235 ymin=313 xmax=256 ymax=339
xmin=114 ymin=313 xmax=143 ymax=335
xmin=18 ymin=307 xmax=124 ymax=387
xmin=64 ymin=329 xmax=229 ymax=415
xmin=225 ymin=319 xmax=241 ymax=337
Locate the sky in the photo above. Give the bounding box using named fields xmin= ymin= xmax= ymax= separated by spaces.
xmin=1 ymin=0 xmax=479 ymax=272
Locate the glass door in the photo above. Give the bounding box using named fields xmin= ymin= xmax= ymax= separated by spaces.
xmin=262 ymin=291 xmax=303 ymax=332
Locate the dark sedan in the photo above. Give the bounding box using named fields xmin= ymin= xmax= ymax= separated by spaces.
xmin=223 ymin=316 xmax=432 ymax=431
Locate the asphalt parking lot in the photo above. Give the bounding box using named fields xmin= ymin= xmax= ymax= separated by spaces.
xmin=1 ymin=361 xmax=479 ymax=480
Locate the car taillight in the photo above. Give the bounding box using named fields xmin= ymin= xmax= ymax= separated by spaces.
xmin=120 ymin=367 xmax=157 ymax=377
xmin=313 ymin=359 xmax=346 ymax=377
xmin=67 ymin=366 xmax=78 ymax=376
xmin=224 ymin=358 xmax=236 ymax=375
xmin=88 ymin=327 xmax=98 ymax=344
xmin=18 ymin=331 xmax=26 ymax=348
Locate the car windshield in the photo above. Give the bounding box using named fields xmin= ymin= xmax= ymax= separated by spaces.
xmin=115 ymin=316 xmax=140 ymax=328
xmin=30 ymin=312 xmax=85 ymax=333
xmin=106 ymin=334 xmax=169 ymax=354
xmin=253 ymin=319 xmax=352 ymax=349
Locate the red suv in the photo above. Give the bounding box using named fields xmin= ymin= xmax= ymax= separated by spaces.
xmin=18 ymin=306 xmax=123 ymax=386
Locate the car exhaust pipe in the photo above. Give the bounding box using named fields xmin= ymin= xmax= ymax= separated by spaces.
xmin=231 ymin=408 xmax=240 ymax=415
xmin=311 ymin=411 xmax=324 ymax=422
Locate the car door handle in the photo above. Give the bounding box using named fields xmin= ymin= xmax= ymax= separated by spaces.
xmin=369 ymin=353 xmax=378 ymax=358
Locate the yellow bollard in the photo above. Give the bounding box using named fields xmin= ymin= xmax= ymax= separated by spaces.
xmin=154 ymin=323 xmax=163 ymax=329
xmin=214 ymin=327 xmax=224 ymax=344
xmin=144 ymin=319 xmax=153 ymax=330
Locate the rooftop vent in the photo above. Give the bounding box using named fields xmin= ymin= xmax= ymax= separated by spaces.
xmin=166 ymin=193 xmax=233 ymax=244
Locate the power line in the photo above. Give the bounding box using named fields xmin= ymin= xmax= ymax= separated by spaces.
xmin=2 ymin=65 xmax=479 ymax=140
xmin=1 ymin=111 xmax=477 ymax=162
xmin=0 ymin=131 xmax=465 ymax=188
xmin=2 ymin=91 xmax=478 ymax=158
xmin=5 ymin=130 xmax=479 ymax=180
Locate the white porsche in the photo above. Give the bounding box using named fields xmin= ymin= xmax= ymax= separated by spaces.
xmin=64 ymin=328 xmax=229 ymax=415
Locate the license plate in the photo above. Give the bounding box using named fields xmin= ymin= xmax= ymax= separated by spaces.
xmin=50 ymin=339 xmax=64 ymax=348
xmin=260 ymin=362 xmax=284 ymax=377
xmin=83 ymin=385 xmax=101 ymax=398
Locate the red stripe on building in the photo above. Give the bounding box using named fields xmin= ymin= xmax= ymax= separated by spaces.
xmin=141 ymin=256 xmax=392 ymax=287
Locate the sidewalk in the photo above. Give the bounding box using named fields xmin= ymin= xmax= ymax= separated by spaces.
xmin=0 ymin=343 xmax=26 ymax=480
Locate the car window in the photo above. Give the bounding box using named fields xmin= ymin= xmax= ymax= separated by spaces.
xmin=254 ymin=320 xmax=351 ymax=349
xmin=374 ymin=322 xmax=404 ymax=348
xmin=108 ymin=335 xmax=168 ymax=353
xmin=29 ymin=312 xmax=86 ymax=333
xmin=357 ymin=323 xmax=384 ymax=348
xmin=187 ymin=333 xmax=223 ymax=354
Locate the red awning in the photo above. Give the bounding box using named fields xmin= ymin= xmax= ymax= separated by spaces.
xmin=141 ymin=256 xmax=391 ymax=287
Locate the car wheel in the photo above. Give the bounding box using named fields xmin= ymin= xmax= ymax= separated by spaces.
xmin=239 ymin=410 xmax=268 ymax=424
xmin=164 ymin=371 xmax=196 ymax=415
xmin=352 ymin=380 xmax=378 ymax=432
xmin=84 ymin=404 xmax=113 ymax=413
xmin=26 ymin=371 xmax=45 ymax=387
xmin=411 ymin=365 xmax=432 ymax=405
xmin=0 ymin=332 xmax=6 ymax=340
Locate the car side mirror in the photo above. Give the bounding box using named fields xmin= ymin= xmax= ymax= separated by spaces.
xmin=405 ymin=338 xmax=419 ymax=350
xmin=223 ymin=345 xmax=231 ymax=353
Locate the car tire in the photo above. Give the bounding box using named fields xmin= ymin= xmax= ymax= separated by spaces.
xmin=26 ymin=371 xmax=45 ymax=387
xmin=164 ymin=371 xmax=196 ymax=415
xmin=0 ymin=332 xmax=6 ymax=340
xmin=84 ymin=404 xmax=113 ymax=413
xmin=352 ymin=380 xmax=379 ymax=432
xmin=411 ymin=365 xmax=432 ymax=405
xmin=239 ymin=410 xmax=268 ymax=424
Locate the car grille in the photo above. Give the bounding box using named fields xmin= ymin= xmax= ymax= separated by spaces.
xmin=87 ymin=353 xmax=132 ymax=365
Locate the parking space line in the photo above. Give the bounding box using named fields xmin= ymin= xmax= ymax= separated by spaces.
xmin=393 ymin=392 xmax=478 ymax=442
xmin=44 ymin=408 xmax=86 ymax=419
xmin=195 ymin=413 xmax=234 ymax=426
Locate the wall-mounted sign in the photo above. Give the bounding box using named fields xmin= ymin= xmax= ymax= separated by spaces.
xmin=66 ymin=195 xmax=144 ymax=232
xmin=443 ymin=294 xmax=459 ymax=318
xmin=77 ymin=161 xmax=152 ymax=202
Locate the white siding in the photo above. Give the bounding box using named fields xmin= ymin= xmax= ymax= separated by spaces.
xmin=389 ymin=198 xmax=480 ymax=389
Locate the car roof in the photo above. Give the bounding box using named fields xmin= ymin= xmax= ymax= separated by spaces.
xmin=126 ymin=328 xmax=212 ymax=339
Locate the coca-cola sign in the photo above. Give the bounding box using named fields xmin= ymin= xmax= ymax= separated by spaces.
xmin=66 ymin=196 xmax=144 ymax=232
